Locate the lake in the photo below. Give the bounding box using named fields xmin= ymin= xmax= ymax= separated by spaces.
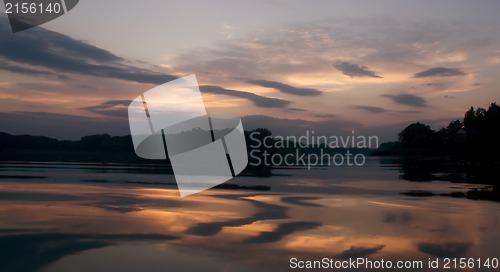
xmin=0 ymin=157 xmax=499 ymax=272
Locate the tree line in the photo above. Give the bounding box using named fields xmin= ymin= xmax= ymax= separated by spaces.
xmin=375 ymin=102 xmax=500 ymax=162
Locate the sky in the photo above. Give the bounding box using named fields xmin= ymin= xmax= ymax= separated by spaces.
xmin=1 ymin=0 xmax=500 ymax=142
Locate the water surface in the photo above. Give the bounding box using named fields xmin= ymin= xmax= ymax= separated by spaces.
xmin=0 ymin=158 xmax=498 ymax=271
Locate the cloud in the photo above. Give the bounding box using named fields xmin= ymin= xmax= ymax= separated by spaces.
xmin=414 ymin=67 xmax=467 ymax=78
xmin=1 ymin=19 xmax=291 ymax=110
xmin=315 ymin=113 xmax=336 ymax=118
xmin=418 ymin=242 xmax=472 ymax=258
xmin=399 ymin=110 xmax=423 ymax=114
xmin=333 ymin=61 xmax=382 ymax=78
xmin=81 ymin=100 xmax=131 ymax=118
xmin=170 ymin=18 xmax=492 ymax=102
xmin=424 ymin=82 xmax=444 ymax=87
xmin=382 ymin=94 xmax=427 ymax=107
xmin=246 ymin=79 xmax=322 ymax=96
xmin=354 ymin=105 xmax=422 ymax=114
xmin=354 ymin=105 xmax=386 ymax=113
xmin=86 ymin=87 xmax=292 ymax=112
xmin=0 ymin=19 xmax=177 ymax=84
xmin=88 ymin=100 xmax=130 ymax=107
xmin=336 ymin=245 xmax=385 ymax=259
xmin=200 ymin=85 xmax=290 ymax=108
xmin=0 ymin=59 xmax=53 ymax=76
xmin=284 ymin=107 xmax=307 ymax=112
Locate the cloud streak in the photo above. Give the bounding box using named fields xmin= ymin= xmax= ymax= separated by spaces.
xmin=418 ymin=242 xmax=472 ymax=258
xmin=354 ymin=105 xmax=422 ymax=114
xmin=0 ymin=59 xmax=54 ymax=76
xmin=81 ymin=100 xmax=131 ymax=118
xmin=246 ymin=79 xmax=322 ymax=96
xmin=0 ymin=19 xmax=294 ymax=110
xmin=354 ymin=105 xmax=386 ymax=113
xmin=382 ymin=94 xmax=427 ymax=107
xmin=333 ymin=61 xmax=382 ymax=78
xmin=0 ymin=19 xmax=177 ymax=84
xmin=200 ymin=85 xmax=290 ymax=108
xmin=414 ymin=67 xmax=467 ymax=78
xmin=336 ymin=245 xmax=385 ymax=259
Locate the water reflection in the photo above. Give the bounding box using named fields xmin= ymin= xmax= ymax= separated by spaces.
xmin=381 ymin=157 xmax=500 ymax=201
xmin=0 ymin=161 xmax=498 ymax=271
xmin=187 ymin=195 xmax=288 ymax=236
xmin=0 ymin=233 xmax=177 ymax=272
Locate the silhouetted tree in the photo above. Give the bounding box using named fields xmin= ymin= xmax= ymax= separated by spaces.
xmin=244 ymin=128 xmax=273 ymax=176
xmin=436 ymin=120 xmax=463 ymax=145
xmin=398 ymin=122 xmax=435 ymax=148
xmin=463 ymin=106 xmax=477 ymax=129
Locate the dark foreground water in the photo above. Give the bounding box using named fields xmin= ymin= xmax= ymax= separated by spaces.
xmin=0 ymin=158 xmax=499 ymax=272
